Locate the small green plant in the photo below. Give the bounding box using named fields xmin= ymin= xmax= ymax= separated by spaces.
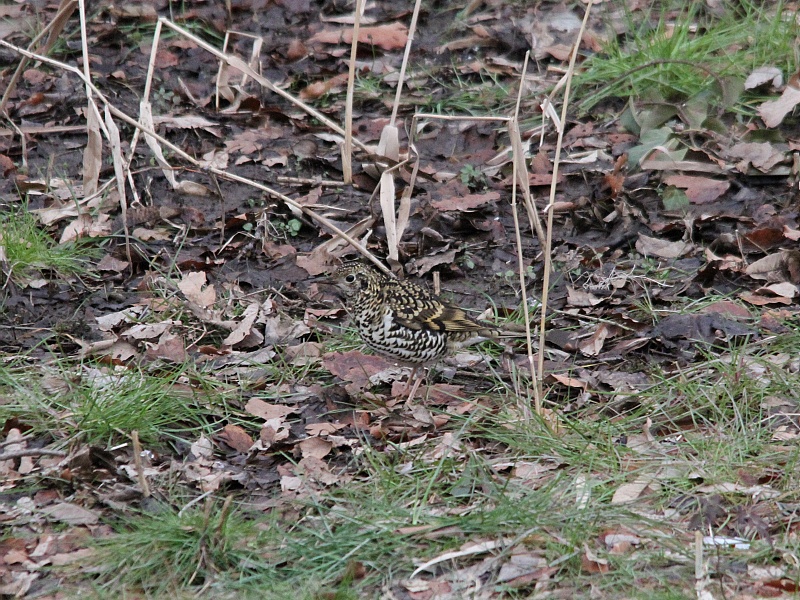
xmin=459 ymin=164 xmax=488 ymax=191
xmin=269 ymin=217 xmax=303 ymax=239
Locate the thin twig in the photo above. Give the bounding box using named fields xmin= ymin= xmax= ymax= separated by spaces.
xmin=0 ymin=448 xmax=67 ymax=461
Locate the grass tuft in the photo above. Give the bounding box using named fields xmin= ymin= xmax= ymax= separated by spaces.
xmin=0 ymin=203 xmax=100 ymax=285
xmin=576 ymin=0 xmax=797 ymax=113
xmin=0 ymin=359 xmax=224 ymax=446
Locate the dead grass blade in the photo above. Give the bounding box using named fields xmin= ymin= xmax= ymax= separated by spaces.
xmin=508 ymin=52 xmax=537 ymax=419
xmin=536 ymin=1 xmax=596 ymax=402
xmin=342 ymin=0 xmax=365 ymax=183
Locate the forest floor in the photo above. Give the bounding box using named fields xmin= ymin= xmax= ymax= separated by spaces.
xmin=2 ymin=0 xmax=800 ymax=598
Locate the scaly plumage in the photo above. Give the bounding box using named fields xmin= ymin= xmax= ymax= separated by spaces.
xmin=331 ymin=261 xmax=495 ymax=366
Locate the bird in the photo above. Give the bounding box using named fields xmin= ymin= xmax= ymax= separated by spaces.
xmin=330 ymin=261 xmax=497 ymax=399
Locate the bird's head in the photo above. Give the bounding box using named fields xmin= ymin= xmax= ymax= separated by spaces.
xmin=331 ymin=262 xmax=383 ymax=299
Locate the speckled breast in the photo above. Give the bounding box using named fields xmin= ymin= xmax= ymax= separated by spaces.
xmin=354 ymin=310 xmax=449 ymax=364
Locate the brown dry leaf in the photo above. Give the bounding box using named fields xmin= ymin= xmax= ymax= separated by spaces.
xmin=580 ymin=546 xmax=610 ymax=574
xmin=0 ymin=153 xmax=16 ymax=177
xmin=183 ymin=436 xmax=232 ymax=492
xmin=431 ymin=191 xmax=500 ymax=212
xmin=635 ymin=234 xmax=693 ymax=259
xmin=223 ymin=302 xmax=262 ymax=348
xmin=218 ymin=424 xmax=254 ymax=453
xmin=424 ymin=383 xmax=466 ymax=405
xmin=110 ymin=4 xmax=158 ymax=19
xmin=783 ymin=225 xmax=800 ymax=241
xmin=39 ymin=502 xmax=100 ymax=525
xmin=124 ymin=320 xmax=175 ymax=341
xmin=496 ymin=553 xmax=551 ymax=586
xmin=743 ymin=225 xmax=785 ymax=250
xmin=245 ymin=398 xmax=298 ymax=421
xmin=698 ymin=300 xmax=752 ymax=319
xmin=303 ymin=307 xmax=345 ymax=329
xmin=758 ymin=70 xmax=800 ymax=127
xmin=611 ymin=475 xmax=655 ymax=504
xmin=579 ymin=323 xmax=616 ymax=356
xmin=511 ymin=460 xmax=560 ymax=484
xmin=260 ymin=418 xmax=291 ymax=448
xmin=286 ymin=38 xmax=308 ymax=60
xmin=0 ymin=4 xmax=26 ymax=38
xmin=96 ymin=306 xmax=146 ymax=331
xmin=144 ymin=333 xmax=187 ymax=362
xmin=406 ymin=249 xmax=458 ymax=277
xmin=300 ymin=73 xmax=349 ymax=100
xmin=297 ymin=456 xmax=339 ymax=486
xmin=566 ymin=286 xmax=602 ymax=307
xmin=83 ymin=104 xmax=102 ymax=197
xmin=411 ymin=539 xmax=505 ymax=578
xmin=178 ymin=271 xmax=216 ymax=308
xmin=263 ymin=313 xmax=311 ymax=345
xmin=282 ymin=342 xmax=322 ymax=367
xmin=49 ymin=548 xmax=94 ymax=567
xmin=81 ymin=339 xmax=139 ymax=362
xmin=306 ymin=422 xmax=348 ymax=436
xmin=323 ymin=350 xmax=397 ymax=393
xmin=745 ymin=250 xmax=800 ymax=283
xmin=262 ymin=241 xmax=296 ymax=260
xmin=0 ymin=572 xmax=37 ymax=597
xmin=662 ymin=174 xmax=729 ymax=204
xmin=760 ymin=282 xmax=798 ymax=298
xmin=225 ymin=130 xmax=274 ymax=155
xmin=310 ymin=22 xmax=409 ymax=51
xmin=60 ymin=213 xmax=111 ymax=242
xmin=96 ymin=254 xmax=130 ymax=272
xmin=599 ymin=530 xmax=641 ymax=554
xmin=298 ymin=437 xmax=333 ymax=459
xmin=550 ymin=373 xmax=587 ymax=389
xmin=745 ymin=66 xmax=783 ymax=90
xmin=727 ymin=142 xmax=786 ymax=173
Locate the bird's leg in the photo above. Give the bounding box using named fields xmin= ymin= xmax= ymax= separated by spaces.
xmin=404 ymin=366 xmax=424 ymax=402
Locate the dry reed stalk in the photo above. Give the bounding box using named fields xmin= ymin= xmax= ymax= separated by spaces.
xmin=536 ymin=1 xmax=595 ymax=402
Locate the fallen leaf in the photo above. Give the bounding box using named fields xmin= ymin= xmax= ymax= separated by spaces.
xmin=298 ymin=437 xmax=333 ymax=459
xmin=635 ymin=234 xmax=693 ymax=259
xmin=40 ymin=503 xmax=99 ymax=525
xmin=309 ymin=23 xmax=409 ymax=51
xmin=662 ymin=174 xmax=729 ymax=204
xmin=245 ymin=398 xmax=297 ymax=420
xmin=218 ymin=424 xmax=254 ymax=453
xmin=758 ymin=70 xmax=800 ymax=127
xmin=178 ymin=271 xmax=216 ymax=308
xmin=431 ymin=191 xmax=500 ymax=212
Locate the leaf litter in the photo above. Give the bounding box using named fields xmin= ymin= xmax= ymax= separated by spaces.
xmin=1 ymin=0 xmax=800 ymax=597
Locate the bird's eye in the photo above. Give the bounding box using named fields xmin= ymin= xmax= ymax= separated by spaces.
xmin=345 ymin=274 xmax=356 ymax=283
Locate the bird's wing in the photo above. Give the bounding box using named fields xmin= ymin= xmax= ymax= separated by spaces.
xmin=381 ymin=282 xmax=490 ymax=333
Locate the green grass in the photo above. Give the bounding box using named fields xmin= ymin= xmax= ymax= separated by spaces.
xmin=576 ymin=0 xmax=798 ymax=114
xmin=420 ymin=66 xmax=513 ymax=116
xmin=0 ymin=204 xmax=100 ymax=285
xmin=28 ymin=320 xmax=800 ymax=597
xmin=88 ymin=497 xmax=281 ymax=598
xmin=0 ymin=358 xmax=228 ymax=446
